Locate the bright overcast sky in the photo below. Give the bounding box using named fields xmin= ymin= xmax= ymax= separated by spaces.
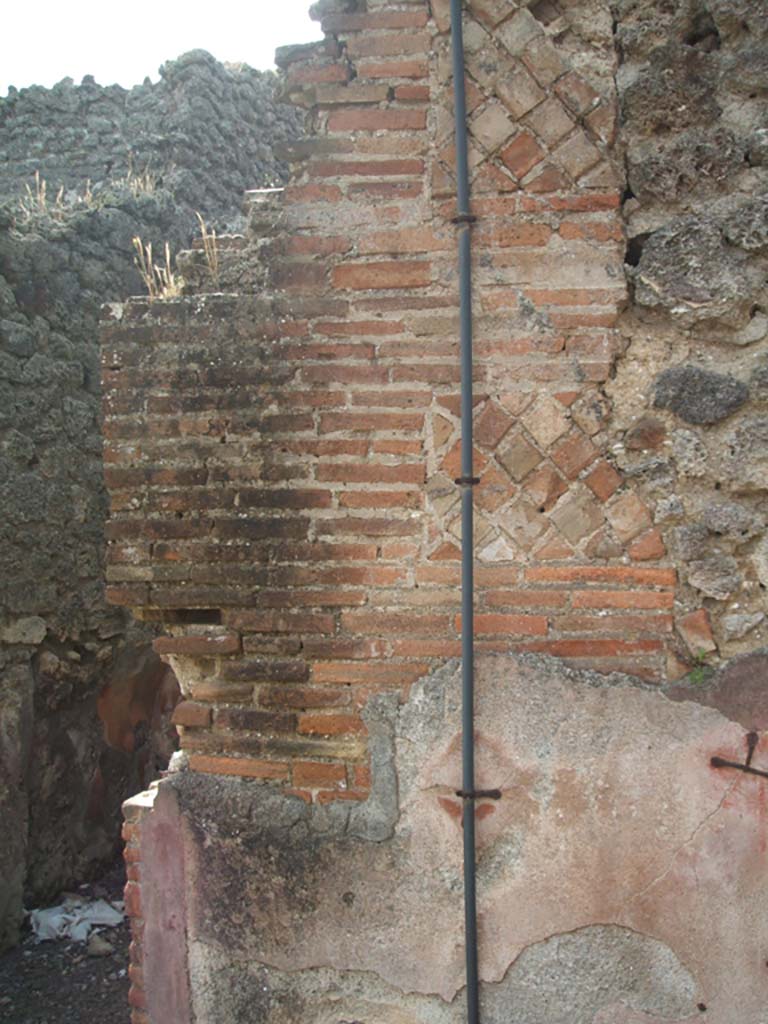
xmin=1 ymin=1 xmax=322 ymax=95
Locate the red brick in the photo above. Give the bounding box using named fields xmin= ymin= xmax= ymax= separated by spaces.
xmin=332 ymin=261 xmax=431 ymax=290
xmin=483 ymin=589 xmax=569 ymax=608
xmin=356 ymin=60 xmax=429 ymax=80
xmin=628 ymin=528 xmax=667 ymax=561
xmin=554 ymin=614 xmax=673 ymax=634
xmin=500 ymin=132 xmax=546 ymax=178
xmin=522 ymin=638 xmax=664 ymax=657
xmin=312 ymin=661 xmax=430 ymax=685
xmin=259 ymin=685 xmax=351 ymax=709
xmin=124 ymin=881 xmax=142 ymax=919
xmin=394 ymin=84 xmax=430 ymax=101
xmin=550 ymin=431 xmax=598 ymax=479
xmin=322 ymin=11 xmax=429 ymax=30
xmin=607 ymin=492 xmax=652 ymax=543
xmin=128 ymin=986 xmax=147 ymax=1011
xmin=327 ymin=110 xmax=427 ymax=132
xmin=187 ymin=755 xmax=290 ymax=780
xmin=525 ymin=566 xmax=676 ymax=587
xmin=459 ymin=614 xmax=549 ymax=636
xmin=572 ymin=590 xmax=674 ymax=610
xmin=585 ymin=460 xmax=622 ymax=501
xmin=292 ymin=761 xmax=347 ymax=788
xmin=346 ymin=32 xmax=432 ymax=58
xmin=316 ymin=462 xmax=425 ymax=484
xmin=225 ymin=611 xmax=336 ymax=634
xmin=310 ymin=158 xmax=424 ymax=178
xmin=297 ymin=714 xmax=366 ymax=736
xmin=153 ymin=632 xmax=240 ymax=657
xmin=677 ymin=609 xmax=717 ymax=655
xmin=171 ymin=702 xmax=213 ymax=728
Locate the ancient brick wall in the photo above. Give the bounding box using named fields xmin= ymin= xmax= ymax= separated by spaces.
xmin=104 ymin=0 xmax=693 ymax=800
xmin=104 ymin=2 xmax=768 ymax=1020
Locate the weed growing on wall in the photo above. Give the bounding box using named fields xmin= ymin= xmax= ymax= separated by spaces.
xmin=132 ymin=237 xmax=182 ymax=300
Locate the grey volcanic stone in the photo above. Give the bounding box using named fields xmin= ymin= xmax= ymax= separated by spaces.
xmin=621 ymin=45 xmax=720 ymax=135
xmin=633 ymin=219 xmax=752 ymax=327
xmin=687 ymin=555 xmax=742 ymax=600
xmin=747 ymin=129 xmax=768 ymax=167
xmin=724 ymin=195 xmax=768 ymax=254
xmin=654 ymin=366 xmax=749 ymax=425
xmin=701 ymin=501 xmax=764 ymax=541
xmin=627 ymin=128 xmax=743 ymax=204
xmin=723 ymin=416 xmax=768 ymax=491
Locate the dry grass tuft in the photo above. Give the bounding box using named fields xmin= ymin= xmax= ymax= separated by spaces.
xmin=195 ymin=212 xmax=220 ymax=288
xmin=132 ymin=237 xmax=182 ymax=300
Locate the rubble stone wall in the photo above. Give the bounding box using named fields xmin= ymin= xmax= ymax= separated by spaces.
xmin=0 ymin=53 xmax=302 ymax=950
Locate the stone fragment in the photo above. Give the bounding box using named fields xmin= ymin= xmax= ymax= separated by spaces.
xmin=687 ymin=556 xmax=742 ymax=600
xmin=625 ymin=415 xmax=666 ymax=450
xmin=673 ymin=524 xmax=709 ymax=561
xmin=700 ymin=502 xmax=764 ymax=541
xmin=0 ymin=617 xmax=47 ymax=646
xmin=621 ymin=44 xmax=720 ymax=134
xmin=627 ymin=128 xmax=742 ymax=204
xmin=633 ymin=218 xmax=752 ymax=328
xmin=671 ymin=430 xmax=708 ymax=477
xmin=521 ymin=393 xmax=569 ymax=448
xmin=655 ymin=496 xmax=684 ymax=522
xmin=500 ymin=499 xmax=549 ymax=549
xmin=549 ymin=491 xmax=603 ymax=544
xmin=721 ymin=613 xmax=765 ymax=641
xmin=722 ymin=417 xmax=768 ymax=491
xmin=750 ymin=357 xmax=768 ymax=397
xmin=724 ymin=195 xmax=768 ymax=254
xmin=497 ymin=431 xmax=542 ymax=481
xmin=87 ymin=932 xmax=114 ymax=957
xmin=497 ymin=8 xmax=542 ymax=55
xmin=606 ymin=492 xmax=652 ymax=542
xmin=653 ymin=366 xmax=748 ymax=426
xmin=677 ymin=608 xmax=717 ymax=655
xmin=728 ymin=312 xmax=768 ymax=347
xmin=747 ymin=129 xmax=768 ymax=167
xmin=751 ymin=534 xmax=768 ymax=587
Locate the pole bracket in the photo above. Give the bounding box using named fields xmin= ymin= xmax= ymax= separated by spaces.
xmin=452 ymin=212 xmax=477 ymax=225
xmin=455 ymin=789 xmax=502 ymax=801
xmin=454 ymin=476 xmax=480 ymax=486
xmin=710 ymin=731 xmax=768 ymax=780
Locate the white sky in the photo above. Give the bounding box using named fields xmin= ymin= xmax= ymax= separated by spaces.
xmin=1 ymin=1 xmax=322 ymax=95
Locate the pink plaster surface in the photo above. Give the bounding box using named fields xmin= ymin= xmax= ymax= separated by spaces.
xmin=137 ymin=784 xmax=192 ymax=1024
xmin=172 ymin=656 xmax=767 ymax=1022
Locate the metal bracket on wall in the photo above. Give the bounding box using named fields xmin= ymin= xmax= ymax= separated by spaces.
xmin=456 ymin=789 xmax=502 ymax=800
xmin=710 ymin=730 xmax=768 ymax=780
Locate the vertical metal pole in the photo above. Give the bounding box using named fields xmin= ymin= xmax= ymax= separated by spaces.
xmin=449 ymin=2 xmax=479 ymax=1022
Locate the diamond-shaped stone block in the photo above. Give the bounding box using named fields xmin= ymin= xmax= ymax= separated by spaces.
xmin=549 ymin=490 xmax=604 ymax=545
xmin=606 ymin=492 xmax=652 ymax=543
xmin=552 ymin=132 xmax=602 ymax=180
xmin=522 ymin=35 xmax=568 ymax=87
xmin=471 ymin=100 xmax=517 ymax=154
xmin=496 ymin=62 xmax=546 ymax=120
xmin=498 ymin=430 xmax=542 ymax=481
xmin=500 ymin=498 xmax=549 ymax=550
xmin=525 ymin=97 xmax=574 ymax=146
xmin=474 ymin=400 xmax=514 ymax=448
xmin=476 ymin=462 xmax=517 ymax=513
xmin=500 ymin=131 xmax=546 ymax=179
xmin=523 ymin=464 xmax=568 ymax=511
xmin=498 ymin=8 xmax=542 ymax=56
xmin=521 ymin=393 xmax=570 ymax=449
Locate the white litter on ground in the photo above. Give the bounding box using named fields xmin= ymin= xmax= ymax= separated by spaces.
xmin=29 ymin=897 xmax=125 ymax=943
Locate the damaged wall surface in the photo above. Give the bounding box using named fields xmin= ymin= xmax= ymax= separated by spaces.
xmin=101 ymin=0 xmax=768 ymax=1021
xmin=0 ymin=53 xmax=303 ymax=950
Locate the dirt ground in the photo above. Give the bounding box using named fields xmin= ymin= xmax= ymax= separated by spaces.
xmin=0 ymin=861 xmax=130 ymax=1024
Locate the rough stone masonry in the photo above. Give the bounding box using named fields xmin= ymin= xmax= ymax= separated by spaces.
xmin=103 ymin=1 xmax=768 ymax=1021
